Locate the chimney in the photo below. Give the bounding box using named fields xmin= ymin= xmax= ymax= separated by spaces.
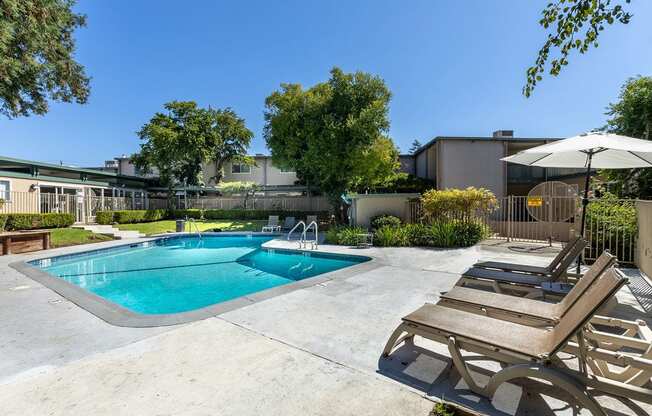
xmin=493 ymin=130 xmax=514 ymax=138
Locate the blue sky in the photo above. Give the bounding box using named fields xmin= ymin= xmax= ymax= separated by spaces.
xmin=2 ymin=0 xmax=651 ymax=166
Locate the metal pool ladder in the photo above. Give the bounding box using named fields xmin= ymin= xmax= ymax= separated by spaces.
xmin=187 ymin=218 xmax=202 ymax=239
xmin=302 ymin=220 xmax=318 ymax=250
xmin=288 ymin=221 xmax=306 ymax=247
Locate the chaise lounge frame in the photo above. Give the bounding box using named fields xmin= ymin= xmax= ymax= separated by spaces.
xmin=382 ymin=268 xmax=652 ymax=416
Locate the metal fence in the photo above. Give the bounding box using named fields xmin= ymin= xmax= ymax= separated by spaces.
xmin=408 ymin=195 xmax=637 ymax=265
xmin=1 ymin=191 xmax=331 ymax=223
xmin=177 ymin=196 xmax=331 ymax=211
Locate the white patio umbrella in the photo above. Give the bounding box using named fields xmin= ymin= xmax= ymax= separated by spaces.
xmin=501 ymin=132 xmax=652 ymax=269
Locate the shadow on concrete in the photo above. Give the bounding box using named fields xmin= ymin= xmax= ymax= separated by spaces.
xmin=377 ymin=342 xmax=647 ymax=416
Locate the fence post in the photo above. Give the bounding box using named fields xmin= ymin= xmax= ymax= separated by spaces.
xmin=507 ymin=195 xmax=513 ymax=242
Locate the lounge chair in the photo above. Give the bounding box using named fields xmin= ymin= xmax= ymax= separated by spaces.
xmin=306 ymin=215 xmax=318 ymax=225
xmin=382 ymin=269 xmax=652 ymax=415
xmin=474 ymin=236 xmax=582 ymax=275
xmin=441 ymin=251 xmax=616 ymax=327
xmin=440 ymin=252 xmax=652 ymax=387
xmin=458 ymin=238 xmax=587 ymax=296
xmin=282 ymin=216 xmax=296 ymax=231
xmin=261 ymin=215 xmax=281 ymax=233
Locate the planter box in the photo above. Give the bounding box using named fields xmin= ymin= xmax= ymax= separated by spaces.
xmin=0 ymin=230 xmax=51 ymax=255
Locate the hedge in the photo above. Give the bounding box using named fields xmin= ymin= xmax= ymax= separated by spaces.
xmin=94 ymin=209 xmax=330 ymax=224
xmin=96 ymin=209 xmax=168 ymax=224
xmin=1 ymin=213 xmax=75 ymax=231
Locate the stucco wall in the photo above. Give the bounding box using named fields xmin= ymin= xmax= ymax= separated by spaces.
xmin=637 ymin=200 xmax=652 ymax=278
xmin=438 ymin=140 xmax=505 ymax=197
xmin=221 ymin=158 xmax=298 ymax=186
xmin=415 ymin=151 xmax=427 ymax=178
xmin=349 ymin=194 xmax=419 ymax=228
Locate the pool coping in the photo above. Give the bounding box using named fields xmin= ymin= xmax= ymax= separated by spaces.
xmin=9 ymin=233 xmax=384 ymax=328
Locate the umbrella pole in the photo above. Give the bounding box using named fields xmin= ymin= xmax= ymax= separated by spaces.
xmin=576 ymin=152 xmax=593 ymax=274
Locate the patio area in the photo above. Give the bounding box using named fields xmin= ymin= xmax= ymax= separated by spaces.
xmin=0 ymin=237 xmax=649 ymax=415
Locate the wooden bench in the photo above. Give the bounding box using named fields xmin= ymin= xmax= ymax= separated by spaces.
xmin=0 ymin=230 xmax=51 ymax=255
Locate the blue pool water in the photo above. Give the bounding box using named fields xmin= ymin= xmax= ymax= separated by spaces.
xmin=30 ymin=235 xmax=369 ymax=315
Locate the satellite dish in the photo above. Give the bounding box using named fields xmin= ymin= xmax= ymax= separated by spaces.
xmin=526 ymin=181 xmax=579 ymax=222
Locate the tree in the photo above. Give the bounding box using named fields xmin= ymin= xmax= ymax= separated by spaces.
xmin=408 ymin=139 xmax=422 ymax=154
xmin=524 ymin=0 xmax=632 ymax=97
xmin=132 ymin=101 xmax=214 ymax=205
xmin=264 ymin=67 xmax=393 ymax=220
xmin=350 ymin=135 xmax=401 ymax=192
xmin=206 ymin=108 xmax=254 ymax=184
xmin=0 ymin=0 xmax=90 ymax=117
xmin=600 ymin=76 xmax=652 ymax=198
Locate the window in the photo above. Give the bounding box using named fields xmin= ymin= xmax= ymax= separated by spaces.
xmin=0 ymin=180 xmax=10 ymax=201
xmin=231 ymin=163 xmax=251 ymax=174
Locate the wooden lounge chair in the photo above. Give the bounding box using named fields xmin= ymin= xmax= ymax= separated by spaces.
xmin=382 ymin=269 xmax=652 ymax=415
xmin=458 ymin=238 xmax=587 ymax=296
xmin=442 ymin=253 xmax=652 ymax=387
xmin=261 ymin=215 xmax=281 ymax=233
xmin=474 ymin=236 xmax=583 ymax=276
xmin=441 ymin=251 xmax=616 ymax=327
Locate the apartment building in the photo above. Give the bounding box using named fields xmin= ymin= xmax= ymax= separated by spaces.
xmin=400 ymin=130 xmax=586 ymax=197
xmin=102 ymin=153 xmax=303 ymax=195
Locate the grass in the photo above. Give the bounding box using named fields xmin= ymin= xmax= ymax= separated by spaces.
xmin=50 ymin=228 xmax=114 ymax=248
xmin=116 ymin=220 xmax=268 ymax=236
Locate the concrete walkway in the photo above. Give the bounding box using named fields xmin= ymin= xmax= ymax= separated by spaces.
xmin=0 ymin=238 xmax=649 ymax=415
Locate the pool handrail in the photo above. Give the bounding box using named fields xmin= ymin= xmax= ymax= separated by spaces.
xmin=288 ymin=220 xmax=306 ymax=243
xmin=302 ymin=221 xmax=318 ymax=250
xmin=186 ymin=217 xmax=202 ymax=239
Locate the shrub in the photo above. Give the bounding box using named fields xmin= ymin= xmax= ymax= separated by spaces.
xmin=111 ymin=209 xmax=168 ymax=224
xmin=450 ymin=220 xmax=490 ymax=247
xmin=421 ymin=187 xmax=498 ymax=222
xmin=370 ymin=214 xmax=402 ymax=230
xmin=374 ymin=226 xmax=410 ymax=247
xmin=0 ymin=214 xmax=8 ymax=232
xmin=95 ymin=211 xmax=115 ymax=225
xmin=3 ymin=213 xmax=75 ymax=231
xmin=430 ymin=221 xmax=457 ymax=247
xmin=586 ymin=193 xmax=637 ymax=262
xmin=325 ymin=226 xmax=366 ymax=245
xmin=404 ymin=223 xmax=433 ymax=246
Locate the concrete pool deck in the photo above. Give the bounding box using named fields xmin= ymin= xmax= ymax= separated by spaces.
xmin=0 ymin=236 xmax=650 ymax=415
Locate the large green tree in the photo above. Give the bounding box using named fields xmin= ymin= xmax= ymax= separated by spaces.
xmin=264 ymin=67 xmax=395 ymax=218
xmin=0 ymin=0 xmax=90 ymax=117
xmin=524 ymin=0 xmax=632 ymax=97
xmin=133 ymin=101 xmax=253 ymax=200
xmin=601 ymin=76 xmax=652 ymax=197
xmin=133 ymin=102 xmax=212 ymax=200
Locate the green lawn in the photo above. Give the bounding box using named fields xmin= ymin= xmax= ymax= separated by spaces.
xmin=116 ymin=220 xmax=268 ymax=236
xmin=50 ymin=228 xmax=114 ymax=248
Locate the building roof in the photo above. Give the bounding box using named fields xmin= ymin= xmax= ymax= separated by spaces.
xmin=0 ymin=155 xmax=151 ymax=181
xmin=411 ymin=136 xmax=564 ymax=157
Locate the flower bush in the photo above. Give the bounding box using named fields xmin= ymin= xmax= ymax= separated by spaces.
xmin=421 ymin=187 xmax=498 ymax=222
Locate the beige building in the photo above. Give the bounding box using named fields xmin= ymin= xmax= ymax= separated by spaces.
xmin=402 ymin=130 xmax=586 ymax=197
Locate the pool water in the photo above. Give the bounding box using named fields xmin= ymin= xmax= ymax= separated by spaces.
xmin=30 ymin=235 xmax=369 ymax=315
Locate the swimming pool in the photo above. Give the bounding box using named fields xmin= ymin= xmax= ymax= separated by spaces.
xmin=28 ymin=235 xmax=370 ymax=317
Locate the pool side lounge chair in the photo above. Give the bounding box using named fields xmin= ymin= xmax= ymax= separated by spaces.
xmin=441 ymin=251 xmax=615 ymax=327
xmin=262 ymin=215 xmax=281 ymax=233
xmin=439 ymin=252 xmax=652 ymax=387
xmin=473 ymin=236 xmax=583 ymax=275
xmin=458 ymin=238 xmax=587 ymax=296
xmin=282 ymin=216 xmax=296 ymax=231
xmin=306 ymin=215 xmax=317 ymax=225
xmin=382 ymin=269 xmax=651 ymax=416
